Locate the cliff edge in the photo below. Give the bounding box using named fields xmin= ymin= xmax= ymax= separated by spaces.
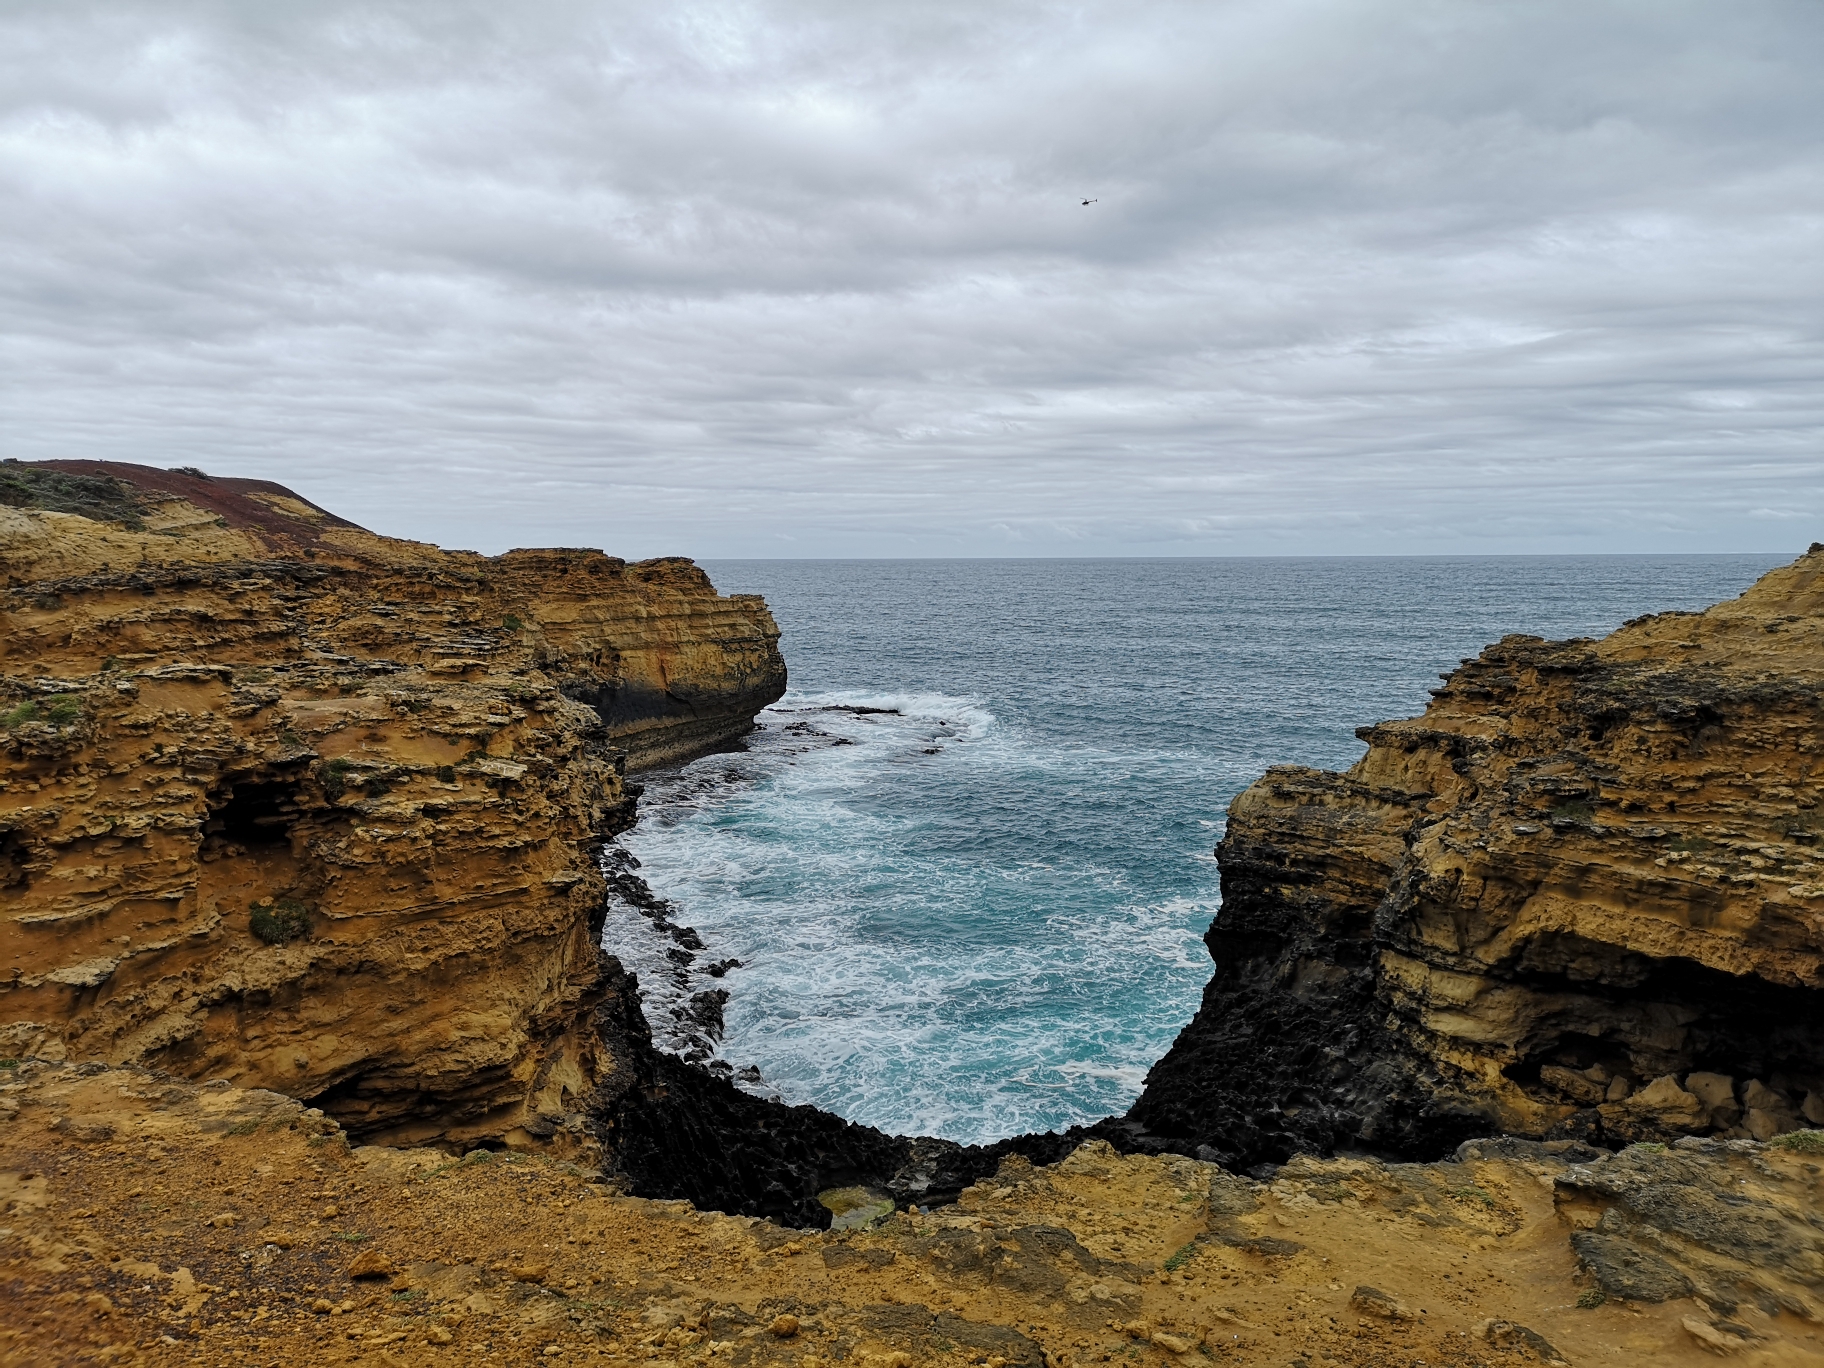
xmin=1129 ymin=543 xmax=1824 ymax=1166
xmin=0 ymin=460 xmax=785 ymax=1151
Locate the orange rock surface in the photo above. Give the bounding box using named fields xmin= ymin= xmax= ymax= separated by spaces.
xmin=0 ymin=463 xmax=783 ymax=1149
xmin=8 ymin=1060 xmax=1820 ymax=1368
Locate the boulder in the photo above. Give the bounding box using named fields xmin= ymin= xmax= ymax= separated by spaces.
xmin=1626 ymin=1076 xmax=1707 ymax=1130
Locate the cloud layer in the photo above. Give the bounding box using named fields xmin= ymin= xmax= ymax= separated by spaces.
xmin=3 ymin=0 xmax=1820 ymax=555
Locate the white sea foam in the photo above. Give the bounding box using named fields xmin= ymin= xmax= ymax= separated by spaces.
xmin=606 ymin=685 xmax=1222 ymax=1141
xmin=614 ymin=555 xmax=1781 ymax=1141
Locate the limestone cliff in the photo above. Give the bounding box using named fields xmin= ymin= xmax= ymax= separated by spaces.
xmin=0 ymin=460 xmax=784 ymax=1150
xmin=1129 ymin=544 xmax=1824 ymax=1165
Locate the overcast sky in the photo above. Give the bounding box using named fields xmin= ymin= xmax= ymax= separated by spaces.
xmin=2 ymin=1 xmax=1819 ymax=557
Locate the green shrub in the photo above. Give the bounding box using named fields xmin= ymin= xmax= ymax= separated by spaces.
xmin=320 ymin=758 xmax=352 ymax=800
xmin=1 ymin=701 xmax=41 ymax=729
xmin=250 ymin=898 xmax=312 ymax=945
xmin=1771 ymin=1130 xmax=1824 ymax=1155
xmin=45 ymin=697 xmax=82 ymax=725
xmin=0 ymin=466 xmax=147 ymax=528
xmin=436 ymin=765 xmax=457 ymax=784
xmin=363 ymin=775 xmax=390 ymax=799
xmin=1162 ymin=1241 xmax=1198 ymax=1272
xmin=503 ymin=614 xmax=523 ymax=632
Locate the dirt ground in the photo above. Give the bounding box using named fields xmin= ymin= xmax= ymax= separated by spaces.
xmin=4 ymin=1060 xmax=1821 ymax=1367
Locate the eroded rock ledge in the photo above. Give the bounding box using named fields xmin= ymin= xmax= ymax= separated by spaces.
xmin=11 ymin=1059 xmax=1824 ymax=1366
xmin=1127 ymin=543 xmax=1824 ymax=1166
xmin=0 ymin=461 xmax=785 ymax=1150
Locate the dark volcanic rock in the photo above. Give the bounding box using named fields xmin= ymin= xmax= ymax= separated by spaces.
xmin=590 ymin=957 xmax=1087 ymax=1226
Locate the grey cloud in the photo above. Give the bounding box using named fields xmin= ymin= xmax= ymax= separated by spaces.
xmin=1 ymin=0 xmax=1819 ymax=556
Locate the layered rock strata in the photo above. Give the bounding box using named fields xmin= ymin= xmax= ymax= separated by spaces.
xmin=10 ymin=1057 xmax=1820 ymax=1367
xmin=1129 ymin=544 xmax=1824 ymax=1165
xmin=0 ymin=461 xmax=784 ymax=1150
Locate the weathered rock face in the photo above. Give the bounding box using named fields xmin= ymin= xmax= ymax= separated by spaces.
xmin=1129 ymin=544 xmax=1824 ymax=1165
xmin=0 ymin=461 xmax=784 ymax=1149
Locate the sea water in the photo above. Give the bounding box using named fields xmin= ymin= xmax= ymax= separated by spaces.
xmin=602 ymin=555 xmax=1784 ymax=1144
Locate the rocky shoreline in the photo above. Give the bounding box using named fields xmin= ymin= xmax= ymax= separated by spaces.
xmin=609 ymin=542 xmax=1824 ymax=1223
xmin=7 ymin=463 xmax=1824 ymax=1363
xmin=1123 ymin=543 xmax=1824 ymax=1169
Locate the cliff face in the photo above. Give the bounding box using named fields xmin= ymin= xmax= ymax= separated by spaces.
xmin=1129 ymin=545 xmax=1824 ymax=1166
xmin=0 ymin=461 xmax=784 ymax=1149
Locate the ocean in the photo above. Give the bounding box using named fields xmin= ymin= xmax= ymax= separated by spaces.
xmin=600 ymin=555 xmax=1786 ymax=1144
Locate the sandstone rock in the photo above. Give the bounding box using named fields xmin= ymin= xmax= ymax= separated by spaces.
xmin=1126 ymin=544 xmax=1824 ymax=1161
xmin=13 ymin=1061 xmax=1824 ymax=1368
xmin=1685 ymin=1072 xmax=1737 ymax=1114
xmin=770 ymin=1314 xmax=800 ymax=1338
xmin=347 ymin=1249 xmax=397 ymax=1279
xmin=1348 ymin=1285 xmax=1416 ymax=1321
xmin=1556 ymin=1141 xmax=1824 ymax=1314
xmin=1539 ymin=1065 xmax=1606 ymax=1106
xmin=1745 ymin=1107 xmax=1797 ymax=1141
xmin=1626 ymin=1076 xmax=1707 ymax=1129
xmin=1682 ymin=1317 xmax=1752 ymax=1354
xmin=819 ymin=1186 xmax=896 ymax=1231
xmin=1568 ymin=1230 xmax=1691 ymax=1302
xmin=1473 ymin=1320 xmax=1567 ymax=1365
xmin=0 ymin=461 xmax=784 ymax=1149
xmin=1742 ymin=1079 xmax=1790 ymax=1113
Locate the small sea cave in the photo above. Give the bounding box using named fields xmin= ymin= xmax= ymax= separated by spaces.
xmin=206 ymin=776 xmax=306 ymax=848
xmin=195 ymin=772 xmax=318 ymax=942
xmin=0 ymin=828 xmax=29 ymax=889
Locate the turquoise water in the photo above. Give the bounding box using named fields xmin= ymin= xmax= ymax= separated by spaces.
xmin=603 ymin=555 xmax=1785 ymax=1143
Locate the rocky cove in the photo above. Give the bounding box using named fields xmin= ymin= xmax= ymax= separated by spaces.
xmin=4 ymin=461 xmax=1824 ymax=1365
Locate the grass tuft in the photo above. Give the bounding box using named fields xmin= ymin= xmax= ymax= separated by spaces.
xmin=250 ymin=898 xmax=312 ymax=945
xmin=1771 ymin=1130 xmax=1824 ymax=1155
